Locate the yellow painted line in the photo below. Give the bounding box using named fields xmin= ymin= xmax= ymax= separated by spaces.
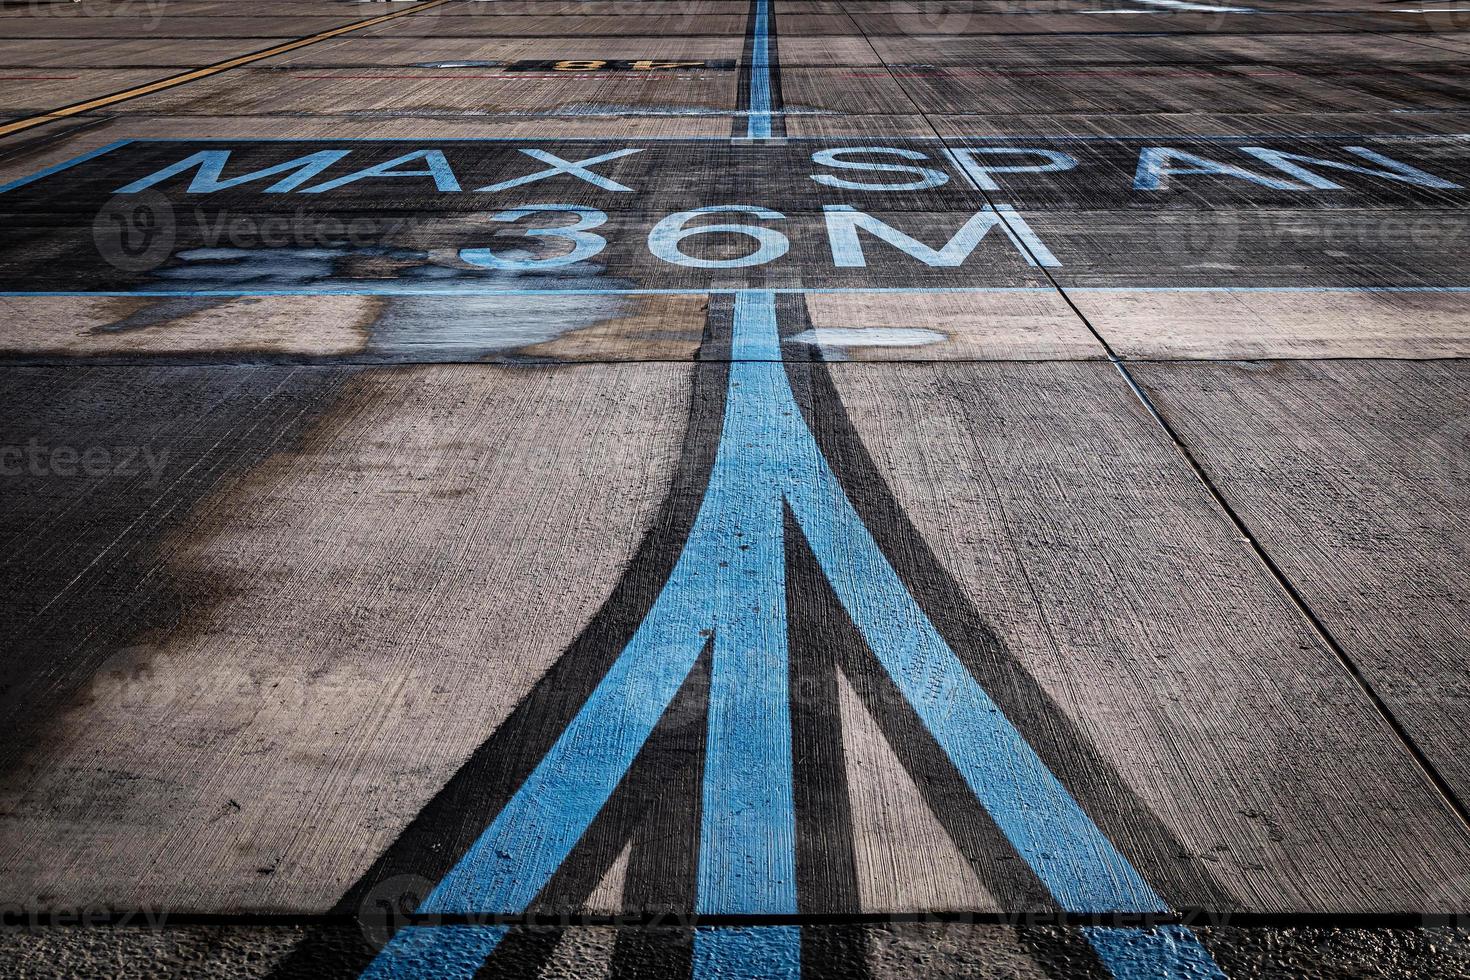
xmin=0 ymin=0 xmax=460 ymax=140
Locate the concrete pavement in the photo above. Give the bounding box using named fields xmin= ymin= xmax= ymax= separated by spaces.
xmin=1 ymin=0 xmax=1469 ymax=976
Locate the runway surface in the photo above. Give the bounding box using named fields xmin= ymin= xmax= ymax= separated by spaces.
xmin=1 ymin=0 xmax=1469 ymax=976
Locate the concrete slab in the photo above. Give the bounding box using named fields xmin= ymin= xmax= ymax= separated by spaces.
xmin=0 ymin=360 xmax=693 ymax=914
xmin=3 ymin=359 xmax=1469 ymax=918
xmin=114 ymin=68 xmax=738 ymax=116
xmin=360 ymin=15 xmax=751 ymax=37
xmin=801 ymin=290 xmax=1104 ymax=361
xmin=825 ymin=358 xmax=1470 ymax=915
xmin=890 ymin=64 xmax=1470 ymax=115
xmin=782 ymin=112 xmax=937 ymax=136
xmin=868 ymin=32 xmax=1470 ymax=67
xmin=1076 ymin=288 xmax=1470 ymax=360
xmin=0 ymin=2 xmax=361 ymax=20
xmin=0 ymin=290 xmax=1101 ymax=364
xmin=828 ymin=11 xmax=1333 ymax=36
xmin=251 ymin=36 xmax=749 ymax=68
xmin=0 ymin=292 xmax=714 ymax=363
xmin=0 ymin=69 xmax=181 ymax=113
xmin=776 ymin=67 xmax=923 ymax=116
xmin=0 ymin=38 xmax=290 ymax=69
xmin=0 ymin=16 xmax=385 ymax=39
xmin=1133 ymin=359 xmax=1470 ymax=805
xmin=765 ymin=37 xmax=884 ymax=66
xmin=1306 ymin=11 xmax=1470 ymax=35
xmin=427 ymin=1 xmax=752 ymax=13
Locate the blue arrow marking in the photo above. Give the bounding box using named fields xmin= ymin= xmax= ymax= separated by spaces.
xmin=359 ymin=290 xmax=1227 ymax=980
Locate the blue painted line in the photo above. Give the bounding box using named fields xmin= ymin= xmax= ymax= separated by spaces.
xmin=1083 ymin=4 xmax=1254 ymax=12
xmin=357 ymin=291 xmax=804 ymax=976
xmin=698 ymin=290 xmax=797 ymax=919
xmin=1125 ymin=0 xmax=1257 ymax=10
xmin=1077 ymin=285 xmax=1470 ymax=293
xmin=1 ymin=133 xmax=1462 ymax=201
xmin=356 ymin=289 xmax=1233 ymax=979
xmin=1084 ymin=925 xmax=1229 ymax=980
xmin=694 ymin=926 xmax=802 ymax=980
xmin=954 ymin=133 xmax=1470 ymax=142
xmin=0 ymin=140 xmax=132 ymax=195
xmin=122 ymin=136 xmax=751 ymax=142
xmin=4 ymin=285 xmax=1469 ymax=299
xmin=360 ymin=925 xmax=509 ymax=980
xmin=114 ymin=134 xmax=1470 ymax=142
xmin=413 ymin=570 xmax=712 ymax=915
xmin=747 ymin=0 xmax=773 ymax=139
xmin=0 ymin=288 xmax=726 ymax=298
xmin=773 ymin=351 xmax=1162 ymax=912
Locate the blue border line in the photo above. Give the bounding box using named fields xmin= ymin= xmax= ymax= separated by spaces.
xmin=0 ymin=139 xmax=133 ymax=195
xmin=2 ymin=134 xmax=1464 ymax=194
xmin=110 ymin=134 xmax=1470 ymax=142
xmin=3 ymin=286 xmax=1468 ymax=297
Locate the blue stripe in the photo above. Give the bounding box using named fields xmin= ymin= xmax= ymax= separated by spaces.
xmin=116 ymin=134 xmax=1470 ymax=142
xmin=697 ymin=290 xmax=797 ymax=917
xmin=356 ymin=292 xmax=805 ymax=977
xmin=0 ymin=140 xmax=133 ymax=195
xmin=414 ymin=568 xmax=714 ymax=914
xmin=355 ymin=289 xmax=1232 ymax=979
xmin=1070 ymin=285 xmax=1470 ymax=293
xmin=125 ymin=136 xmax=747 ymax=142
xmin=747 ymin=0 xmax=773 ymax=139
xmin=731 ymin=288 xmax=784 ymax=359
xmin=4 ymin=285 xmax=1466 ymax=299
xmin=0 ymin=288 xmax=731 ymax=297
xmin=1084 ymin=926 xmax=1228 ymax=980
xmin=694 ymin=926 xmax=802 ymax=980
xmin=360 ymin=925 xmax=509 ymax=980
xmin=790 ymin=469 xmax=1167 ymax=910
xmin=732 ymin=294 xmax=1162 ymax=913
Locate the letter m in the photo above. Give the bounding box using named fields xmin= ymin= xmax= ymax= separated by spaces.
xmin=114 ymin=149 xmax=351 ymax=194
xmin=824 ymin=205 xmax=1060 ymax=268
